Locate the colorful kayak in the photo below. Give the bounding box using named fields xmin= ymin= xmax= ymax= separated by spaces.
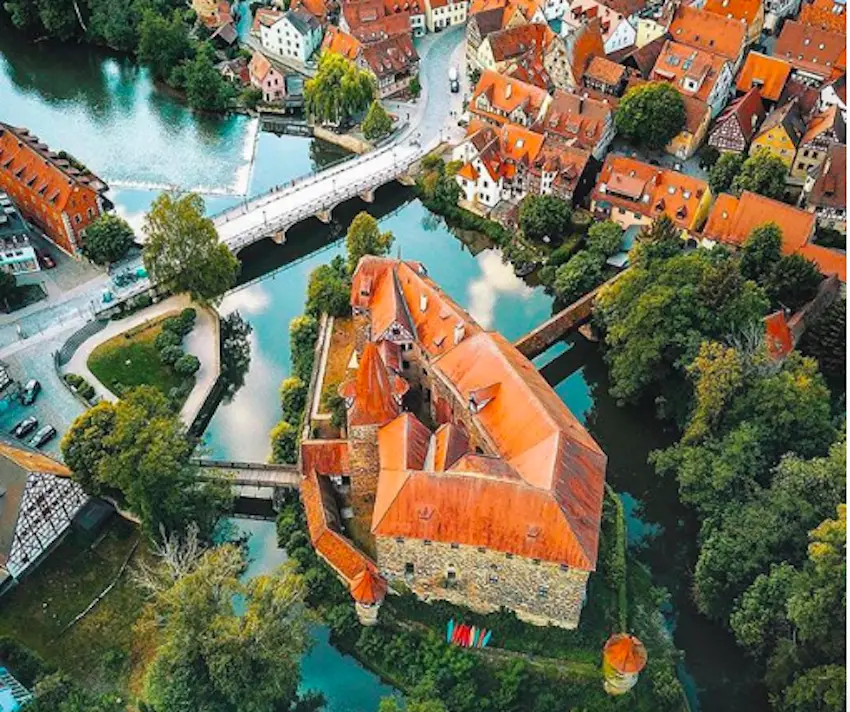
xmin=447 ymin=619 xmax=455 ymax=643
xmin=469 ymin=626 xmax=477 ymax=648
xmin=481 ymin=630 xmax=492 ymax=648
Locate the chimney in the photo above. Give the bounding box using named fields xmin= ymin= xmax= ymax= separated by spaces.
xmin=453 ymin=321 xmax=465 ymax=345
xmin=420 ymin=294 xmax=428 ymax=312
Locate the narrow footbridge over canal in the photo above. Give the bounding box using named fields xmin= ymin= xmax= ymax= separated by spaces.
xmin=194 ymin=459 xmax=301 ymax=489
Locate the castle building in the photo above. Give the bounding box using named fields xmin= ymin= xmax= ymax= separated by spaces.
xmin=299 ymin=258 xmax=607 ymax=629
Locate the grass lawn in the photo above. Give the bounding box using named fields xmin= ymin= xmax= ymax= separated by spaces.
xmin=88 ymin=317 xmax=187 ymax=399
xmin=0 ymin=517 xmax=150 ymax=694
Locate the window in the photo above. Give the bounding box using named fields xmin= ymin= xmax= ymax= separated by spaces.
xmin=451 ymin=543 xmax=459 ymax=549
xmin=505 ymin=553 xmax=513 ymax=560
xmin=424 ymin=539 xmax=432 ymax=546
xmin=405 ymin=562 xmax=415 ymax=578
xmin=488 ymin=572 xmax=499 ymax=584
xmin=537 ymin=585 xmax=549 ymax=598
xmin=395 ymin=537 xmax=405 ymax=543
xmin=477 ymin=546 xmax=486 ymax=553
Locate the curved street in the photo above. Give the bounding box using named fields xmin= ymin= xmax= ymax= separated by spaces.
xmin=214 ymin=26 xmax=466 ymax=251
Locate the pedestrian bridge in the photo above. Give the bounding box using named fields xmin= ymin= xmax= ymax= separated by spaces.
xmin=212 ymin=136 xmax=428 ymax=253
xmin=194 ymin=459 xmax=301 ymax=489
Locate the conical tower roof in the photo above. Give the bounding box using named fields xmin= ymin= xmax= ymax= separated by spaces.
xmin=350 ymin=566 xmax=388 ymax=605
xmin=339 ymin=342 xmax=407 ymax=426
xmin=603 ymin=634 xmax=648 ymax=674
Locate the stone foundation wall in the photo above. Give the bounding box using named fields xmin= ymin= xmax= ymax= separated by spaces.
xmin=376 ymin=537 xmax=590 ymax=629
xmin=348 ymin=423 xmax=380 ymax=517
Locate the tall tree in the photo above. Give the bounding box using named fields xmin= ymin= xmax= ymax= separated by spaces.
xmin=183 ymin=41 xmax=236 ymax=111
xmin=142 ymin=191 xmax=239 ymax=304
xmin=83 ymin=213 xmax=135 ymax=265
xmin=306 ymin=256 xmax=350 ymax=317
xmin=765 ymin=253 xmax=822 ymax=311
xmin=346 ymin=211 xmax=394 ymax=272
xmin=305 ymin=53 xmax=374 ymax=124
xmin=361 ymin=100 xmax=393 ymax=141
xmin=740 ymin=223 xmax=782 ymax=283
xmin=800 ymin=297 xmax=845 ymax=386
xmin=585 ymin=220 xmax=624 ymax=258
xmin=137 ymin=8 xmax=192 ymax=82
xmin=61 ymin=386 xmax=230 ymax=537
xmin=731 ymin=149 xmax=789 ymax=200
xmin=518 ymin=195 xmax=572 ymax=242
xmin=553 ymin=250 xmax=605 ymax=303
xmin=614 ymin=82 xmax=686 ymax=149
xmin=708 ymin=152 xmax=745 ymax=195
xmin=140 ymin=545 xmax=312 ymax=712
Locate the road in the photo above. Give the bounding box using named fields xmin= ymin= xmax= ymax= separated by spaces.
xmin=214 ymin=26 xmax=466 ymax=251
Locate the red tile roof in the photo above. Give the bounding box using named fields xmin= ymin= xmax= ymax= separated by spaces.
xmin=252 ymin=7 xmax=283 ymax=31
xmin=350 ymin=565 xmax=388 ymax=604
xmin=568 ymin=18 xmax=606 ymax=84
xmin=650 ymin=40 xmax=731 ymax=105
xmin=764 ymin=311 xmax=794 ymax=359
xmin=361 ymin=33 xmax=419 ymax=78
xmin=775 ymin=21 xmax=845 ymax=81
xmin=703 ymin=0 xmax=762 ymax=28
xmin=338 ymin=341 xmax=408 ymax=425
xmin=301 ymin=439 xmax=350 ymax=476
xmin=351 ymin=259 xmax=607 ymax=571
xmin=592 ymin=155 xmax=710 ymax=229
xmin=322 ymin=26 xmax=363 ymax=60
xmin=487 ymin=22 xmax=555 ymax=64
xmin=714 ymin=87 xmax=766 ymax=141
xmin=470 ymin=70 xmax=552 ymax=125
xmin=798 ymin=243 xmax=847 ymax=282
xmin=807 ymin=143 xmax=846 ymax=211
xmin=736 ymin=52 xmax=792 ymax=102
xmin=799 ymin=0 xmax=847 ymax=35
xmin=584 ymin=56 xmax=627 ymax=87
xmin=537 ymin=87 xmax=615 ymax=153
xmin=603 ymin=634 xmax=648 ymax=674
xmin=702 ymin=191 xmax=816 ymax=250
xmin=668 ymin=5 xmax=746 ymax=62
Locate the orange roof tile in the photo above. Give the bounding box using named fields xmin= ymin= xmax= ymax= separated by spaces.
xmin=585 ymin=56 xmax=627 ymax=86
xmin=537 ymin=87 xmax=615 ymax=152
xmin=800 ymin=104 xmax=845 ymax=146
xmin=430 ymin=423 xmax=469 ymax=471
xmin=457 ymin=162 xmax=479 ymax=181
xmin=339 ymin=342 xmax=407 ymax=426
xmin=736 ymin=52 xmax=791 ymax=102
xmin=702 ymin=191 xmax=816 ymax=251
xmin=603 ymin=634 xmax=648 ymax=674
xmin=799 ymin=0 xmax=847 ymax=35
xmin=292 ymin=0 xmax=328 ymax=20
xmin=703 ymin=0 xmax=762 ymax=28
xmin=350 ymin=565 xmax=388 ymax=604
xmin=679 ymin=94 xmax=711 ymax=135
xmin=764 ymin=311 xmax=794 ymax=359
xmin=487 ymin=22 xmax=554 ymax=64
xmin=470 ymin=70 xmax=552 ymax=125
xmin=321 ymin=26 xmax=363 ymax=60
xmin=592 ymin=155 xmax=710 ymax=230
xmin=469 ymin=0 xmax=507 ymax=13
xmin=807 ymin=143 xmax=846 ymax=211
xmin=775 ymin=21 xmax=845 ymax=81
xmin=377 ymin=412 xmax=431 ymax=472
xmin=252 ymin=7 xmax=283 ymax=31
xmin=798 ymin=244 xmax=847 ymax=282
xmin=301 ymin=439 xmax=350 ymax=476
xmin=650 ymin=41 xmax=731 ymax=105
xmin=568 ymin=18 xmax=606 ymax=84
xmin=669 ymin=5 xmax=746 ymax=62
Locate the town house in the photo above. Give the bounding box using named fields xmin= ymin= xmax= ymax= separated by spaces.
xmin=476 ymin=22 xmax=558 ymax=77
xmin=424 ymin=0 xmax=469 ymax=31
xmin=703 ymin=0 xmax=764 ymax=45
xmin=708 ymin=87 xmax=766 ymax=153
xmin=583 ymin=56 xmax=628 ymax=96
xmin=261 ymin=8 xmax=324 ymax=63
xmin=735 ymin=52 xmax=792 ymax=106
xmin=561 ymin=0 xmax=638 ymax=55
xmin=798 ymin=0 xmax=847 ymax=35
xmin=0 ymin=123 xmax=110 ymax=256
xmin=249 ymin=51 xmax=287 ymax=103
xmin=466 ymin=7 xmax=509 ymax=68
xmin=649 ymin=40 xmax=734 ymax=118
xmin=775 ymin=21 xmax=846 ymax=86
xmin=667 ymin=93 xmax=712 ymax=159
xmin=668 ymin=5 xmax=747 ymax=70
xmin=590 ymin=154 xmax=713 ymax=235
xmin=749 ymin=96 xmax=806 ymax=167
xmin=800 ymin=143 xmax=846 ymax=233
xmin=470 ymin=71 xmax=553 ymax=126
xmin=535 ymin=86 xmax=617 ymax=159
xmin=789 ymin=105 xmax=846 ymax=185
xmin=341 ymin=0 xmax=412 ymax=43
xmin=359 ymin=34 xmax=420 ymax=98
xmin=385 ymin=0 xmax=427 ymax=35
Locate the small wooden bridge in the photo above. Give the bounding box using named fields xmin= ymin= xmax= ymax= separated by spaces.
xmin=193 ymin=459 xmax=301 ymax=489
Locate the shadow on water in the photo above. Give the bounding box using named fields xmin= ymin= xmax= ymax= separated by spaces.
xmin=540 ymin=333 xmax=768 ymax=712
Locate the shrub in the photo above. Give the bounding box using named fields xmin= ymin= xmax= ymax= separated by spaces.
xmin=155 ymin=329 xmax=181 ymax=351
xmin=290 ymin=315 xmax=319 ymax=382
xmin=570 ymin=209 xmax=593 ymax=234
xmin=179 ymin=307 xmax=197 ymax=328
xmin=174 ymin=353 xmax=201 ymax=376
xmin=64 ymin=373 xmax=84 ymax=388
xmin=0 ymin=636 xmax=50 ymax=687
xmin=160 ymin=344 xmax=184 ymax=366
xmin=80 ymin=384 xmax=96 ymax=401
xmin=280 ymin=377 xmax=307 ymax=424
xmin=134 ymin=294 xmax=152 ymax=309
xmin=270 ymin=420 xmax=298 ymax=464
xmin=322 ymin=383 xmax=346 ymax=430
xmin=548 ymin=236 xmax=583 ymax=267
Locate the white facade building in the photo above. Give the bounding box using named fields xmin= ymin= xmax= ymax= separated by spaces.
xmin=261 ymin=8 xmax=324 ymax=63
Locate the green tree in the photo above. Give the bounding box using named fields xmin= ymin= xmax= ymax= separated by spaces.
xmin=730 ymin=563 xmax=796 ymax=659
xmin=585 ymin=220 xmax=623 ymax=258
xmin=142 ymin=191 xmax=239 ymax=304
xmin=409 ymin=74 xmax=422 ymax=99
xmin=290 ymin=315 xmax=319 ymax=381
xmin=553 ymin=250 xmax=605 ymax=303
xmin=305 ymin=52 xmax=375 ymax=124
xmin=740 ymin=222 xmax=782 ymax=283
xmin=270 ymin=420 xmax=298 ymax=464
xmin=61 ymin=386 xmax=230 ymax=537
xmin=83 ymin=213 xmax=135 ymax=265
xmin=28 ymin=673 xmax=124 ymax=712
xmin=362 ymin=100 xmax=393 ymax=141
xmin=682 ymin=340 xmax=744 ymax=444
xmin=518 ymin=194 xmax=572 ymax=242
xmin=280 ymin=377 xmax=307 ymax=423
xmin=174 ymin=353 xmax=200 ymax=376
xmin=141 ymin=545 xmax=311 ymax=712
xmin=630 ymin=215 xmax=682 ymax=265
xmin=781 ymin=665 xmax=846 ymax=712
xmin=731 ymin=148 xmax=789 ymax=200
xmin=306 ymin=257 xmax=350 ymax=317
xmin=766 ymin=253 xmax=822 ymax=310
xmin=614 ymin=82 xmax=686 ymax=149
xmin=183 ymin=41 xmax=236 ymax=111
xmin=346 ymin=211 xmax=394 ymax=273
xmin=220 ymin=310 xmax=252 ymax=399
xmin=137 ymin=9 xmax=192 ymax=82
xmin=708 ymin=152 xmax=745 ymax=195
xmin=800 ymin=297 xmax=845 ymax=386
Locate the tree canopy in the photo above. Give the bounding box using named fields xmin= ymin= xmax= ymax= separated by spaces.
xmin=61 ymin=386 xmax=229 ymax=537
xmin=83 ymin=213 xmax=135 ymax=265
xmin=730 ymin=149 xmax=789 ymax=200
xmin=708 ymin=152 xmax=745 ymax=196
xmin=614 ymin=82 xmax=686 ymax=150
xmin=142 ymin=191 xmax=239 ymax=304
xmin=305 ymin=53 xmax=375 ymax=125
xmin=361 ymin=100 xmax=393 ymax=141
xmin=306 ymin=255 xmax=350 ymax=317
xmin=139 ymin=544 xmax=312 ymax=712
xmin=518 ymin=195 xmax=572 ymax=242
xmin=182 ymin=41 xmax=236 ymax=111
xmin=137 ymin=8 xmax=192 ymax=82
xmin=346 ymin=211 xmax=394 ymax=273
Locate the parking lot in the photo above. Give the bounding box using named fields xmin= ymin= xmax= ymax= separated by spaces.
xmin=0 ymin=327 xmax=86 ymax=458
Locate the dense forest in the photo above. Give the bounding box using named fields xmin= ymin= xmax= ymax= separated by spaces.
xmin=595 ymin=216 xmax=846 ymax=711
xmin=2 ymin=0 xmax=240 ymax=111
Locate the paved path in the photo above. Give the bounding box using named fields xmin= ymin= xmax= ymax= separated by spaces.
xmin=214 ymin=26 xmax=465 ymax=252
xmin=195 ymin=460 xmax=300 ymax=487
xmin=62 ymin=295 xmax=220 ymax=424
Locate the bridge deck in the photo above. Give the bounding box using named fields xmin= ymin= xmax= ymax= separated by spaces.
xmin=195 ymin=459 xmax=301 ymax=488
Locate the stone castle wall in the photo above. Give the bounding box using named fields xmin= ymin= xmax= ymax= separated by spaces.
xmin=347 ymin=423 xmax=380 ymax=518
xmin=376 ymin=537 xmax=589 ymax=629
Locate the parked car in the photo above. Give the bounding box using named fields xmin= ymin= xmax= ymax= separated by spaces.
xmin=11 ymin=416 xmax=38 ymax=439
xmin=36 ymin=249 xmax=56 ymax=269
xmin=29 ymin=425 xmax=56 ymax=449
xmin=20 ymin=379 xmax=41 ymax=405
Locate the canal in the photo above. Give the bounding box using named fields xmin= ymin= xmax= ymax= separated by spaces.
xmin=0 ymin=19 xmax=765 ymax=711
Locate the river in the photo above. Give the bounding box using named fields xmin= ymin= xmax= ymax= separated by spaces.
xmin=0 ymin=20 xmax=765 ymax=711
